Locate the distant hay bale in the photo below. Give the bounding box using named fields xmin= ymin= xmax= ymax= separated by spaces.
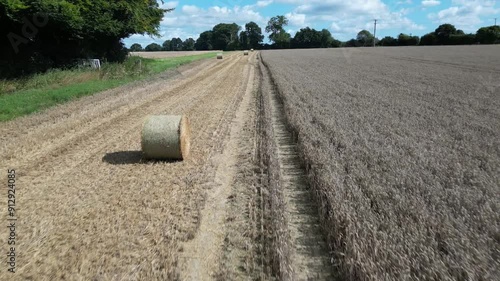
xmin=244 ymin=50 xmax=249 ymax=55
xmin=141 ymin=115 xmax=190 ymax=160
xmin=217 ymin=53 xmax=223 ymax=59
xmin=251 ymin=49 xmax=254 ymax=52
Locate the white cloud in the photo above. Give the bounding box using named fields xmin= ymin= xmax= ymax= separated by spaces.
xmin=256 ymin=0 xmax=274 ymax=7
xmin=125 ymin=0 xmax=499 ymax=47
xmin=161 ymin=1 xmax=178 ymax=9
xmin=285 ymin=12 xmax=307 ymax=26
xmin=422 ymin=0 xmax=440 ymax=7
xmin=274 ymin=0 xmax=424 ymax=39
xmin=428 ymin=0 xmax=499 ymax=32
xmin=125 ymin=3 xmax=268 ymax=47
xmin=182 ymin=5 xmax=201 ymax=14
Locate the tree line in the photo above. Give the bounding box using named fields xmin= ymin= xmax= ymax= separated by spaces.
xmin=0 ymin=0 xmax=170 ymax=78
xmin=2 ymin=1 xmax=498 ymax=79
xmin=133 ymin=17 xmax=343 ymax=52
xmin=132 ymin=16 xmax=499 ymax=52
xmin=348 ymin=24 xmax=500 ymax=47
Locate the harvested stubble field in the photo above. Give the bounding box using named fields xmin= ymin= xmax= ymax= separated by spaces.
xmin=130 ymin=50 xmax=220 ymax=59
xmin=260 ymin=46 xmax=500 ymax=281
xmin=0 ymin=52 xmax=267 ymax=280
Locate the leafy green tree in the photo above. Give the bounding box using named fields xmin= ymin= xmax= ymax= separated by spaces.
xmin=170 ymin=38 xmax=183 ymax=51
xmin=195 ymin=31 xmax=213 ymax=50
xmin=398 ymin=33 xmax=419 ymax=46
xmin=183 ymin=38 xmax=195 ymax=51
xmin=331 ymin=38 xmax=342 ymax=47
xmin=420 ymin=32 xmax=437 ymax=45
xmin=435 ymin=23 xmax=458 ymax=44
xmin=212 ymin=23 xmax=240 ymax=50
xmin=344 ymin=38 xmax=359 ymax=47
xmin=476 ymin=25 xmax=500 ymax=44
xmin=145 ymin=43 xmax=162 ymax=52
xmin=130 ymin=43 xmax=143 ymax=52
xmin=265 ymin=15 xmax=291 ymax=48
xmin=379 ymin=36 xmax=398 ymax=46
xmin=0 ymin=0 xmax=172 ymax=78
xmin=449 ymin=34 xmax=476 ymax=45
xmin=292 ymin=27 xmax=322 ymax=48
xmin=162 ymin=40 xmax=172 ymax=51
xmin=239 ymin=31 xmax=249 ymax=50
xmin=245 ymin=21 xmax=264 ymax=49
xmin=320 ymin=29 xmax=335 ymax=48
xmin=356 ymin=30 xmax=374 ymax=46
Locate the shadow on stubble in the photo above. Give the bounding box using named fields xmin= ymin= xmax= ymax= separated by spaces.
xmin=102 ymin=151 xmax=182 ymax=165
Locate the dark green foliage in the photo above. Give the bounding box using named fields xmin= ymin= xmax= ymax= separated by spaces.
xmin=449 ymin=34 xmax=476 ymax=45
xmin=476 ymin=25 xmax=500 ymax=44
xmin=212 ymin=23 xmax=240 ymax=51
xmin=290 ymin=27 xmax=338 ymax=48
xmin=357 ymin=30 xmax=374 ymax=46
xmin=0 ymin=0 xmax=171 ymax=78
xmin=162 ymin=40 xmax=172 ymax=51
xmin=320 ymin=29 xmax=337 ymax=47
xmin=170 ymin=37 xmax=183 ymax=51
xmin=435 ymin=23 xmax=457 ymax=44
xmin=245 ymin=21 xmax=264 ymax=49
xmin=195 ymin=31 xmax=213 ymax=50
xmin=145 ymin=43 xmax=162 ymax=52
xmin=130 ymin=43 xmax=143 ymax=52
xmin=266 ymin=15 xmax=291 ymax=49
xmin=239 ymin=31 xmax=249 ymax=50
xmin=397 ymin=33 xmax=419 ymax=46
xmin=379 ymin=36 xmax=398 ymax=46
xmin=420 ymin=32 xmax=437 ymax=45
xmin=182 ymin=38 xmax=195 ymax=51
xmin=344 ymin=39 xmax=359 ymax=47
xmin=291 ymin=27 xmax=322 ymax=48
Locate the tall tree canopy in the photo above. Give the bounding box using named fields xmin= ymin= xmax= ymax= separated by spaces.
xmin=356 ymin=30 xmax=374 ymax=46
xmin=292 ymin=27 xmax=322 ymax=48
xmin=0 ymin=0 xmax=171 ymax=77
xmin=212 ymin=23 xmax=240 ymax=51
xmin=266 ymin=15 xmax=291 ymax=48
xmin=397 ymin=33 xmax=419 ymax=46
xmin=245 ymin=22 xmax=264 ymax=49
xmin=145 ymin=43 xmax=162 ymax=52
xmin=183 ymin=38 xmax=195 ymax=51
xmin=195 ymin=31 xmax=213 ymax=50
xmin=130 ymin=43 xmax=143 ymax=52
xmin=434 ymin=23 xmax=459 ymax=45
xmin=239 ymin=31 xmax=249 ymax=50
xmin=476 ymin=25 xmax=500 ymax=44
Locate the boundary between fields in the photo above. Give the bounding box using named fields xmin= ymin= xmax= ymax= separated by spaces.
xmin=258 ymin=53 xmax=337 ymax=280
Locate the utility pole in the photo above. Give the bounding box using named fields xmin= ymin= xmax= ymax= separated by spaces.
xmin=373 ymin=19 xmax=378 ymax=47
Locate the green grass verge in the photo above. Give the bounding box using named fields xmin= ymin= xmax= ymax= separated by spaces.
xmin=0 ymin=52 xmax=217 ymax=122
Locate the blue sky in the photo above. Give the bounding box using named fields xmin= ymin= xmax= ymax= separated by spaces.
xmin=124 ymin=0 xmax=499 ymax=47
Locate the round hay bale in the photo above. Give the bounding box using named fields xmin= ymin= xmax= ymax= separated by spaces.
xmin=141 ymin=115 xmax=190 ymax=160
xmin=217 ymin=53 xmax=223 ymax=59
xmin=244 ymin=50 xmax=249 ymax=55
xmin=250 ymin=48 xmax=254 ymax=52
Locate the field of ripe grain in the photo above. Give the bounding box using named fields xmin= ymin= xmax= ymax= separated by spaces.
xmin=260 ymin=46 xmax=500 ymax=281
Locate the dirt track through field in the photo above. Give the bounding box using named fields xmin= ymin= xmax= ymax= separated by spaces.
xmin=0 ymin=52 xmax=260 ymax=280
xmin=269 ymin=84 xmax=333 ymax=280
xmin=179 ymin=50 xmax=257 ymax=280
